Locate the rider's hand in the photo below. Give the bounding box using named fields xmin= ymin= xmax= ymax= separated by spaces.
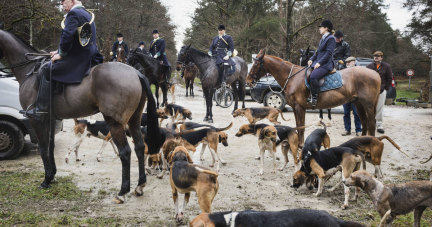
xmin=308 ymin=60 xmax=312 ymax=66
xmin=223 ymin=55 xmax=229 ymax=60
xmin=314 ymin=63 xmax=321 ymax=69
xmin=338 ymin=60 xmax=344 ymax=64
xmin=153 ymin=55 xmax=158 ymax=59
xmin=208 ymin=51 xmax=212 ymax=57
xmin=51 ymin=54 xmax=62 ymax=62
xmin=50 ymin=51 xmax=57 ymax=57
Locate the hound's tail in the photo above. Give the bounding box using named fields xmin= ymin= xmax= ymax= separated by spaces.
xmin=277 ymin=109 xmax=290 ymax=121
xmin=353 ymin=150 xmax=366 ymax=170
xmin=420 ymin=154 xmax=432 ymax=164
xmin=216 ymin=117 xmax=234 ymax=132
xmin=377 ymin=136 xmax=409 ymax=157
xmin=320 ymin=121 xmax=327 ymax=132
xmin=292 ymin=121 xmax=321 ymax=131
xmin=336 ymin=219 xmax=367 ymax=227
xmin=174 ymin=126 xmax=212 ymax=137
xmin=74 ymin=118 xmax=79 ymax=125
xmin=195 ymin=166 xmax=219 ymax=178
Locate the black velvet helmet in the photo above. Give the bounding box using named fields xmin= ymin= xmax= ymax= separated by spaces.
xmin=334 ymin=30 xmax=344 ymax=38
xmin=218 ymin=24 xmax=225 ymax=30
xmin=138 ymin=41 xmax=145 ymax=46
xmin=152 ymin=30 xmax=159 ymax=34
xmin=117 ymin=33 xmax=123 ymax=38
xmin=318 ymin=20 xmax=333 ymax=31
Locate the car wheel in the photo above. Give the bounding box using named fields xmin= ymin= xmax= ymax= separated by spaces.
xmin=0 ymin=120 xmax=25 ymax=160
xmin=263 ymin=91 xmax=286 ymax=110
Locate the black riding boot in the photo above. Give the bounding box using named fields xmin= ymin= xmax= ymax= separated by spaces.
xmin=164 ymin=66 xmax=171 ymax=84
xmin=21 ymin=65 xmax=51 ymax=121
xmin=307 ymin=79 xmax=319 ymax=106
xmin=180 ymin=70 xmax=184 ymax=78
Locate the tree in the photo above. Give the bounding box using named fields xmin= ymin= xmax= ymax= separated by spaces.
xmin=403 ymin=0 xmax=432 ymax=53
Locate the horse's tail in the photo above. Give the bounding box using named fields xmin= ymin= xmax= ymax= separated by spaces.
xmin=377 ymin=136 xmax=409 ymax=157
xmin=277 ymin=109 xmax=290 ymax=121
xmin=137 ymin=70 xmax=160 ymax=155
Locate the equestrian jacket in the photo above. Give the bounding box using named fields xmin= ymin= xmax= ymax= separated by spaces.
xmin=111 ymin=41 xmax=129 ymax=57
xmin=209 ymin=34 xmax=236 ymax=66
xmin=333 ymin=41 xmax=351 ymax=63
xmin=150 ymin=38 xmax=170 ymax=66
xmin=310 ymin=33 xmax=336 ymax=71
xmin=51 ymin=5 xmax=103 ymax=83
xmin=136 ymin=47 xmax=150 ymax=56
xmin=366 ymin=61 xmax=393 ymax=93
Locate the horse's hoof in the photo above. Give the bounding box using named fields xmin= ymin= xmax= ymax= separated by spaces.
xmin=133 ymin=184 xmax=146 ymax=196
xmin=112 ymin=195 xmax=125 ymax=204
xmin=208 ymin=119 xmax=213 ymax=123
xmin=203 ymin=117 xmax=208 ymax=122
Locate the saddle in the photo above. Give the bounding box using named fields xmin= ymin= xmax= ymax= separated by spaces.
xmin=306 ymin=67 xmax=336 ymax=86
xmin=305 ymin=68 xmax=342 ymax=93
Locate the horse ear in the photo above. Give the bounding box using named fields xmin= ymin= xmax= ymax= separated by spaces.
xmin=299 ymin=48 xmax=303 ymax=53
xmin=186 ymin=44 xmax=191 ymax=50
xmin=306 ymin=46 xmax=310 ymax=53
xmin=0 ymin=23 xmax=4 ymax=30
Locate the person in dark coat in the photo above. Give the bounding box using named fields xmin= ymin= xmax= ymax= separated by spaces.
xmin=150 ymin=30 xmax=171 ymax=84
xmin=307 ymin=20 xmax=336 ymax=105
xmin=25 ymin=0 xmax=103 ymax=120
xmin=208 ymin=24 xmax=235 ymax=83
xmin=366 ymin=51 xmax=392 ymax=134
xmin=333 ymin=30 xmax=351 ymax=70
xmin=110 ymin=33 xmax=129 ymax=61
xmin=341 ymin=57 xmax=362 ymax=136
xmin=136 ymin=41 xmax=150 ymax=56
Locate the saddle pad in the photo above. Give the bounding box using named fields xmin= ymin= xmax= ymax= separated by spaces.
xmin=305 ymin=71 xmax=343 ymax=93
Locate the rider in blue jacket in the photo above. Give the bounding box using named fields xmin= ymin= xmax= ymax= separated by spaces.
xmin=307 ymin=20 xmax=336 ymax=106
xmin=208 ymin=24 xmax=235 ymax=83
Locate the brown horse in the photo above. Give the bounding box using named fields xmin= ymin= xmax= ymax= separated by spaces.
xmin=116 ymin=43 xmax=126 ymax=63
xmin=246 ymin=50 xmax=380 ymax=145
xmin=0 ymin=24 xmax=160 ymax=204
xmin=175 ymin=62 xmax=198 ymax=97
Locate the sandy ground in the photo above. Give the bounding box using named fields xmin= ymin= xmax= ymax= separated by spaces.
xmin=2 ymin=83 xmax=432 ymax=225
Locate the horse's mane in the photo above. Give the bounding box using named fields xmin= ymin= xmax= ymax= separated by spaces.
xmin=266 ymin=55 xmax=301 ymax=68
xmin=4 ymin=30 xmax=39 ymax=53
xmin=134 ymin=51 xmax=158 ymax=63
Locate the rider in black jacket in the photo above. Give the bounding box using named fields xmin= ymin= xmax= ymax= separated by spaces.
xmin=333 ymin=30 xmax=351 ymax=70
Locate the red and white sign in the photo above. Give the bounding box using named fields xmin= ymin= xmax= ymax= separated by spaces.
xmin=406 ymin=69 xmax=414 ymax=77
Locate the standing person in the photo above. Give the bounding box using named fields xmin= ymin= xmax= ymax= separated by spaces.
xmin=208 ymin=24 xmax=236 ymax=84
xmin=307 ymin=20 xmax=336 ymax=106
xmin=366 ymin=51 xmax=392 ymax=134
xmin=150 ymin=30 xmax=171 ymax=84
xmin=110 ymin=33 xmax=129 ymax=61
xmin=25 ymin=0 xmax=103 ymax=120
xmin=136 ymin=41 xmax=150 ymax=56
xmin=333 ymin=30 xmax=351 ymax=70
xmin=342 ymin=57 xmax=362 ymax=136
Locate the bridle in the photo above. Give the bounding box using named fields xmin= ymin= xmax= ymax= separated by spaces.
xmin=249 ymin=57 xmax=310 ymax=94
xmin=0 ymin=53 xmax=50 ymax=74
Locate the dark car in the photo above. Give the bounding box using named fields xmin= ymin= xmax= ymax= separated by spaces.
xmin=249 ymin=74 xmax=286 ymax=110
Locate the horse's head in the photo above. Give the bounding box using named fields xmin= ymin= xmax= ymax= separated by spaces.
xmin=299 ymin=47 xmax=315 ymax=66
xmin=117 ymin=44 xmax=126 ymax=63
xmin=246 ymin=49 xmax=267 ymax=87
xmin=126 ymin=48 xmax=138 ymax=66
xmin=177 ymin=44 xmax=192 ymax=66
xmin=175 ymin=61 xmax=182 ymax=71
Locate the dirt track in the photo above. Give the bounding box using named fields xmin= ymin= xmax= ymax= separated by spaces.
xmin=2 ymin=84 xmax=432 ymax=226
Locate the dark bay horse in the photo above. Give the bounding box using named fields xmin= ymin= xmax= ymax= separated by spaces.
xmin=175 ymin=62 xmax=198 ymax=97
xmin=116 ymin=43 xmax=126 ymax=63
xmin=177 ymin=45 xmax=247 ymax=123
xmin=128 ymin=49 xmax=170 ymax=107
xmin=247 ymin=49 xmax=380 ymax=145
xmin=300 ymin=48 xmax=331 ymax=122
xmin=0 ymin=25 xmax=160 ymax=204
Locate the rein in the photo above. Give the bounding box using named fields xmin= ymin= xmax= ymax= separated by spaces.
xmin=0 ymin=53 xmax=50 ymax=73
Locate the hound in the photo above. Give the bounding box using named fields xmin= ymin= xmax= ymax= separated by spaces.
xmin=159 ymin=82 xmax=178 ymax=103
xmin=233 ymin=107 xmax=290 ymax=125
xmin=164 ymin=103 xmax=192 ymax=122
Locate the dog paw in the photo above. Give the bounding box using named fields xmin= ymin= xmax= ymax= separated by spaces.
xmin=76 ymin=158 xmax=81 ymax=162
xmin=216 ymin=168 xmax=220 ymax=172
xmin=175 ymin=212 xmax=184 ymax=223
xmin=157 ymin=174 xmax=164 ymax=179
xmin=255 ymin=156 xmax=261 ymax=160
xmin=341 ymin=204 xmax=348 ymax=210
xmin=65 ymin=158 xmax=69 ymax=164
xmin=96 ymin=158 xmax=101 ymax=162
xmin=257 ymin=172 xmax=263 ymax=176
xmin=200 ymin=158 xmax=205 ymax=161
xmin=209 ymin=164 xmax=214 ymax=167
xmin=222 ymin=162 xmax=227 ymax=165
xmin=350 ymin=198 xmax=357 ymax=202
xmin=278 ymin=168 xmax=284 ymax=171
xmin=314 ymin=192 xmax=322 ymax=197
xmin=271 ymin=170 xmax=276 ymax=174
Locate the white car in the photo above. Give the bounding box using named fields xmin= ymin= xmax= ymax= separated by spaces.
xmin=0 ymin=69 xmax=62 ymax=160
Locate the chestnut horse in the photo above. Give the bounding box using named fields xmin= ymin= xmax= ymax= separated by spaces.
xmin=246 ymin=50 xmax=380 ymax=145
xmin=175 ymin=62 xmax=198 ymax=97
xmin=116 ymin=42 xmax=126 ymax=63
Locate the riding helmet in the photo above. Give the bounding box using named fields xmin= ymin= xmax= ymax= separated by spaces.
xmin=152 ymin=30 xmax=159 ymax=34
xmin=218 ymin=24 xmax=225 ymax=30
xmin=138 ymin=41 xmax=145 ymax=46
xmin=334 ymin=30 xmax=344 ymax=38
xmin=318 ymin=20 xmax=333 ymax=31
xmin=117 ymin=33 xmax=123 ymax=38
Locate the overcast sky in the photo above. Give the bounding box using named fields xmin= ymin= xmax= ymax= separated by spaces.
xmin=160 ymin=0 xmax=413 ymax=52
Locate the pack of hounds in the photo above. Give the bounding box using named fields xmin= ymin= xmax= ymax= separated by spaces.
xmin=66 ymin=104 xmax=432 ymax=227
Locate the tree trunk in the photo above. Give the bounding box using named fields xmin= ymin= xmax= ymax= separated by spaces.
xmin=285 ymin=0 xmax=293 ymax=62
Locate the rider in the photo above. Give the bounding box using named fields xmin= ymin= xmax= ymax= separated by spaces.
xmin=136 ymin=41 xmax=150 ymax=56
xmin=24 ymin=0 xmax=103 ymax=121
xmin=150 ymin=30 xmax=171 ymax=84
xmin=333 ymin=30 xmax=351 ymax=70
xmin=307 ymin=20 xmax=336 ymax=106
xmin=208 ymin=24 xmax=235 ymax=83
xmin=110 ymin=33 xmax=129 ymax=61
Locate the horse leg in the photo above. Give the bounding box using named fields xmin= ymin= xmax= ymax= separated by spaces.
xmin=185 ymin=79 xmax=189 ymax=97
xmin=31 ymin=119 xmax=55 ymax=188
xmin=319 ymin=109 xmax=323 ymax=120
xmin=203 ymin=88 xmax=209 ymax=122
xmin=162 ymin=84 xmax=168 ymax=107
xmin=155 ymin=83 xmax=160 ymax=108
xmin=364 ymin=103 xmax=376 ymax=136
xmin=191 ymin=81 xmax=194 ymax=97
xmin=293 ymin=103 xmax=306 ymax=147
xmin=48 ymin=121 xmax=57 ymax=176
xmin=103 ymin=116 xmax=131 ymax=204
xmin=128 ymin=105 xmax=147 ymax=196
xmin=231 ymin=82 xmax=239 ymax=114
xmin=208 ymin=86 xmax=214 ymax=123
xmin=327 ymin=109 xmax=332 ymax=120
xmin=353 ymin=102 xmax=368 ymax=136
xmin=239 ymin=80 xmax=246 ymax=108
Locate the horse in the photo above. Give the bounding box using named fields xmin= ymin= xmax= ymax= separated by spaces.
xmin=177 ymin=45 xmax=247 ymax=123
xmin=128 ymin=49 xmax=170 ymax=108
xmin=246 ymin=49 xmax=380 ymax=145
xmin=299 ymin=47 xmax=331 ymax=124
xmin=116 ymin=42 xmax=126 ymax=63
xmin=175 ymin=62 xmax=198 ymax=97
xmin=0 ymin=24 xmax=160 ymax=204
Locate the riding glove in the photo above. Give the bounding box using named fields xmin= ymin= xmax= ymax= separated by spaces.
xmin=208 ymin=51 xmax=212 ymax=57
xmin=223 ymin=55 xmax=229 ymax=60
xmin=338 ymin=60 xmax=344 ymax=64
xmin=153 ymin=54 xmax=158 ymax=59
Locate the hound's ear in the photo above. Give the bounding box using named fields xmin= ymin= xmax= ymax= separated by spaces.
xmin=147 ymin=156 xmax=153 ymax=166
xmin=259 ymin=128 xmax=267 ymax=140
xmin=219 ymin=134 xmax=222 ymax=143
xmin=356 ymin=174 xmax=366 ymax=189
xmin=0 ymin=23 xmax=4 ymax=30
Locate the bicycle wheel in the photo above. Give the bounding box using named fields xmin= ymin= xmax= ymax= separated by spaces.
xmin=215 ymin=87 xmax=234 ymax=108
